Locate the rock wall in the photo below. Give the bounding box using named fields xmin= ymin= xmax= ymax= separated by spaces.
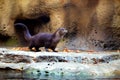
xmin=64 ymin=0 xmax=120 ymax=50
xmin=0 ymin=0 xmax=120 ymax=50
xmin=0 ymin=0 xmax=68 ymax=35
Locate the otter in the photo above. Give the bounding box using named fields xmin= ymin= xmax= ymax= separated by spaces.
xmin=15 ymin=23 xmax=67 ymax=52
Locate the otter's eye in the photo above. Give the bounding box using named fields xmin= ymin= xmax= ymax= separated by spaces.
xmin=61 ymin=28 xmax=65 ymax=30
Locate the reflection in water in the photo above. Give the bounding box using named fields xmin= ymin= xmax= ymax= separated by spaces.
xmin=0 ymin=64 xmax=120 ymax=80
xmin=0 ymin=48 xmax=120 ymax=80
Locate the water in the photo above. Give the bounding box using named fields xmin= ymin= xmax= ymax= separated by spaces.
xmin=0 ymin=48 xmax=120 ymax=80
xmin=0 ymin=69 xmax=120 ymax=80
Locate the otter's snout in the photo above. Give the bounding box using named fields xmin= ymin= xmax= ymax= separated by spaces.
xmin=64 ymin=29 xmax=68 ymax=33
xmin=62 ymin=28 xmax=68 ymax=34
xmin=60 ymin=28 xmax=68 ymax=33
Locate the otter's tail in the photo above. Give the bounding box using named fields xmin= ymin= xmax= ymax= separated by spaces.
xmin=14 ymin=23 xmax=32 ymax=41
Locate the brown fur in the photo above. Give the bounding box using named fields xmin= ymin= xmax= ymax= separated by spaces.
xmin=15 ymin=23 xmax=67 ymax=52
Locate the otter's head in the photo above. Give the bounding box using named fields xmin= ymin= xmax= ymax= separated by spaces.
xmin=57 ymin=28 xmax=68 ymax=37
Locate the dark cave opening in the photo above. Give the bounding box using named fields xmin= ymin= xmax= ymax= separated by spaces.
xmin=0 ymin=34 xmax=10 ymax=42
xmin=15 ymin=15 xmax=50 ymax=35
xmin=14 ymin=15 xmax=50 ymax=46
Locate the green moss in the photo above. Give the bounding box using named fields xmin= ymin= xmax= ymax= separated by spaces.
xmin=5 ymin=38 xmax=19 ymax=46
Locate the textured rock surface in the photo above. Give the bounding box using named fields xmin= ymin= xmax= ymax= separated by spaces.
xmin=0 ymin=48 xmax=120 ymax=79
xmin=64 ymin=0 xmax=120 ymax=50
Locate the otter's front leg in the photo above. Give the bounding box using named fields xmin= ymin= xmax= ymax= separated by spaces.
xmin=51 ymin=46 xmax=58 ymax=52
xmin=45 ymin=47 xmax=57 ymax=52
xmin=52 ymin=49 xmax=58 ymax=52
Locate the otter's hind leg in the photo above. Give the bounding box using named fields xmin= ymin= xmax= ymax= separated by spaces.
xmin=29 ymin=42 xmax=34 ymax=51
xmin=29 ymin=46 xmax=33 ymax=51
xmin=35 ymin=46 xmax=41 ymax=52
